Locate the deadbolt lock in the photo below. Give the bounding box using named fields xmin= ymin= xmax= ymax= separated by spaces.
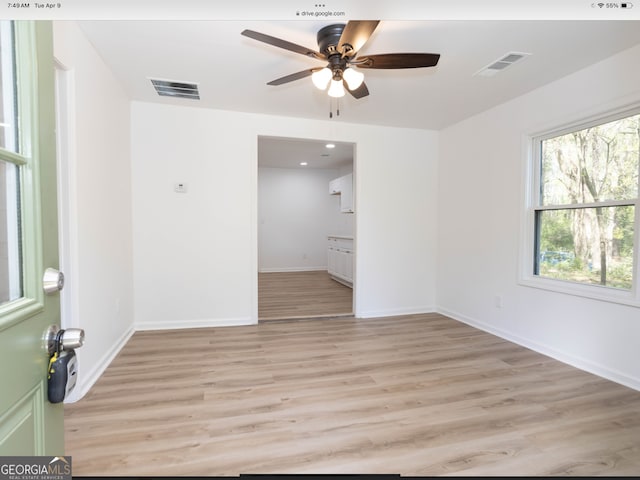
xmin=43 ymin=268 xmax=65 ymax=295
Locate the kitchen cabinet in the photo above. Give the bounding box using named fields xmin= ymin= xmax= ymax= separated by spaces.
xmin=327 ymin=235 xmax=354 ymax=287
xmin=329 ymin=173 xmax=354 ymax=213
xmin=329 ymin=177 xmax=341 ymax=195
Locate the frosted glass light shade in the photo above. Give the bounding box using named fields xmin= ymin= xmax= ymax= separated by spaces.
xmin=327 ymin=79 xmax=345 ymax=98
xmin=343 ymin=68 xmax=364 ymax=90
xmin=311 ymin=68 xmax=332 ymax=90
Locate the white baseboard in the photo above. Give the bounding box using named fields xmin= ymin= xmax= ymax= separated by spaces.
xmin=329 ymin=273 xmax=353 ymax=288
xmin=135 ymin=316 xmax=255 ymax=331
xmin=259 ymin=267 xmax=327 ymax=273
xmin=437 ymin=306 xmax=640 ymax=392
xmin=64 ymin=323 xmax=135 ymax=403
xmin=356 ymin=305 xmax=436 ymax=319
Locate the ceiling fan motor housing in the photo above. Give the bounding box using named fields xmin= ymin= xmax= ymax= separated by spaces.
xmin=317 ymin=24 xmax=351 ymax=80
xmin=317 ymin=24 xmax=347 ymax=56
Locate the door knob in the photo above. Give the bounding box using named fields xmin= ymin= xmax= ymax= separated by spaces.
xmin=60 ymin=328 xmax=85 ymax=350
xmin=43 ymin=325 xmax=85 ymax=355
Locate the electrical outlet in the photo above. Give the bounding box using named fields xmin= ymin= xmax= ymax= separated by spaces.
xmin=495 ymin=295 xmax=504 ymax=308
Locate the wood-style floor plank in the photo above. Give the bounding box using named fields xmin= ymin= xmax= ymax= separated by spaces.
xmin=64 ymin=313 xmax=640 ymax=476
xmin=258 ymin=271 xmax=352 ymax=320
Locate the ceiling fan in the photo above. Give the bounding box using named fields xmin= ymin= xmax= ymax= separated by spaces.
xmin=241 ymin=21 xmax=440 ymax=100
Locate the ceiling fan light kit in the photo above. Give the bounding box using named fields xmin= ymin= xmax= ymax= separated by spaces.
xmin=311 ymin=67 xmax=332 ymax=90
xmin=342 ymin=68 xmax=365 ymax=90
xmin=328 ymin=79 xmax=346 ymax=98
xmin=241 ymin=21 xmax=440 ymax=116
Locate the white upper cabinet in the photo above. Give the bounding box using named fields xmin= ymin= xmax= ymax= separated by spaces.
xmin=329 ymin=173 xmax=354 ymax=213
xmin=329 ymin=177 xmax=342 ymax=195
xmin=339 ymin=173 xmax=353 ymax=213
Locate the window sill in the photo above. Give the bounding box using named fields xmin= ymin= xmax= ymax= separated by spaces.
xmin=518 ymin=275 xmax=640 ymax=308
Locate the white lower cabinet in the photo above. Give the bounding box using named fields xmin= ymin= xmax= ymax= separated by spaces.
xmin=327 ymin=236 xmax=354 ymax=287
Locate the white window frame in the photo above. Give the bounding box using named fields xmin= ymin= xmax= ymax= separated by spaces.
xmin=519 ymin=104 xmax=640 ymax=307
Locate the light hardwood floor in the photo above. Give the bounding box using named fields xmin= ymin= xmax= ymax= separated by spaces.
xmin=258 ymin=271 xmax=353 ymax=320
xmin=64 ymin=314 xmax=640 ymax=476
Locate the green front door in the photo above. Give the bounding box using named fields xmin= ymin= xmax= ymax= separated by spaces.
xmin=0 ymin=21 xmax=63 ymax=455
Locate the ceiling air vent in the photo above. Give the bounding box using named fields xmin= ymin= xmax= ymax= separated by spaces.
xmin=150 ymin=78 xmax=200 ymax=100
xmin=474 ymin=51 xmax=531 ymax=77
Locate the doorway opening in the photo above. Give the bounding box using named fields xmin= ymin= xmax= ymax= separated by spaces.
xmin=257 ymin=136 xmax=355 ymax=321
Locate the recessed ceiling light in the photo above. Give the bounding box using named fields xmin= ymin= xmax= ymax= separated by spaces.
xmin=300 ymin=162 xmax=308 ymax=166
xmin=325 ymin=143 xmax=335 ymax=149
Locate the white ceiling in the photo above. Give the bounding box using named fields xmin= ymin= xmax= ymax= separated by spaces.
xmin=76 ymin=19 xmax=640 ymax=168
xmin=258 ymin=137 xmax=353 ymax=170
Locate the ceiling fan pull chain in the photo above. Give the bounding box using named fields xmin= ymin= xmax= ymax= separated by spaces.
xmin=337 ymin=98 xmax=340 ymax=117
xmin=329 ymin=97 xmax=333 ymax=119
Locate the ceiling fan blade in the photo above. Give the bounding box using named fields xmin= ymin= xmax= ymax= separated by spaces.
xmin=267 ymin=69 xmax=317 ymax=86
xmin=345 ymin=80 xmax=369 ymax=99
xmin=338 ymin=20 xmax=380 ymax=57
xmin=356 ymin=53 xmax=440 ymax=69
xmin=241 ymin=29 xmax=326 ymax=60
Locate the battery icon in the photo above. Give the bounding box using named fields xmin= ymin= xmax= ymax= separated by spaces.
xmin=621 ymin=2 xmax=633 ymax=7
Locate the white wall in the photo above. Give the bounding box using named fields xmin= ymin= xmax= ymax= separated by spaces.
xmin=437 ymin=44 xmax=640 ymax=390
xmin=131 ymin=101 xmax=438 ymax=329
xmin=52 ymin=21 xmax=135 ymax=402
xmin=258 ymin=166 xmax=352 ymax=272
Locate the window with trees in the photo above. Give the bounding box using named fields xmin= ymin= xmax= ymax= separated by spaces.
xmin=531 ymin=108 xmax=639 ymax=298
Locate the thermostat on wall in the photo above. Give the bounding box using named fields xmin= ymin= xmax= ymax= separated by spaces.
xmin=174 ymin=182 xmax=188 ymax=193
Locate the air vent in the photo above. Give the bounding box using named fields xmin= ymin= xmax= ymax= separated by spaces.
xmin=474 ymin=51 xmax=531 ymax=77
xmin=150 ymin=78 xmax=200 ymax=100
